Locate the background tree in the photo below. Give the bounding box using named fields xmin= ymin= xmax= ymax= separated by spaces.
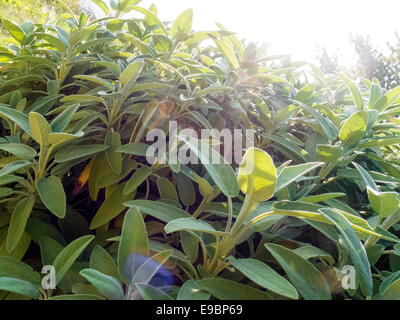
xmin=316 ymin=33 xmax=400 ymax=89
xmin=315 ymin=46 xmax=343 ymax=74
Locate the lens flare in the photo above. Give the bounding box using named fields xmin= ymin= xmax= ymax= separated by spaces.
xmin=123 ymin=253 xmax=175 ymax=300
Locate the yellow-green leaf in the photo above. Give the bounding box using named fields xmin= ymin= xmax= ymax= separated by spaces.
xmin=6 ymin=197 xmax=35 ymax=253
xmin=29 ymin=112 xmax=51 ymax=146
xmin=238 ymin=147 xmax=276 ymax=202
xmin=367 ymin=187 xmax=400 ymax=218
xmin=36 ymin=176 xmax=66 ymax=218
xmin=339 ymin=111 xmax=368 ymax=146
xmin=118 ymin=207 xmax=148 ymax=283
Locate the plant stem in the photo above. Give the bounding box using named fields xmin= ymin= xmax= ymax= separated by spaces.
xmin=193 ymin=196 xmax=209 ymax=218
xmin=225 ymin=196 xmax=233 ymax=232
xmin=365 ymin=210 xmax=400 ymax=248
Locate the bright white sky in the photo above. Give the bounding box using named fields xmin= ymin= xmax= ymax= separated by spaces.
xmin=88 ymin=0 xmax=400 ymax=67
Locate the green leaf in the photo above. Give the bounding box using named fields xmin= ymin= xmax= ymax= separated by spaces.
xmin=374 ymin=86 xmax=400 ymax=111
xmin=54 ymin=145 xmax=109 ymax=163
xmin=26 ymin=217 xmax=65 ymax=245
xmin=80 ymin=269 xmax=124 ymax=300
xmin=0 ymin=277 xmax=39 ymax=299
xmin=340 ymin=74 xmax=364 ymax=110
xmin=368 ymin=82 xmax=382 ymax=109
xmin=124 ymin=200 xmax=191 ymax=223
xmin=194 ymin=85 xmax=233 ymax=98
xmin=6 ymin=197 xmax=35 ymax=253
xmin=216 ymin=23 xmax=243 ymax=58
xmin=90 ymin=245 xmax=120 ymax=281
xmin=275 ymin=162 xmax=323 ymax=193
xmin=300 ymin=193 xmax=346 ymax=204
xmin=126 ymin=82 xmax=173 ymax=95
xmin=178 ymin=134 xmax=239 ymax=197
xmin=123 ymin=165 xmax=152 ymax=195
xmin=0 ymin=187 xmax=12 ymax=198
xmin=74 ymin=75 xmax=115 ymax=91
xmin=179 ymin=165 xmax=213 ymax=196
xmin=0 ymin=143 xmax=36 ymax=160
xmin=358 ymin=136 xmax=400 ymax=149
xmin=117 ymin=143 xmax=150 ymax=156
xmin=269 ymin=200 xmax=398 ymax=242
xmin=60 ymin=95 xmax=105 ymax=104
xmin=0 ymin=175 xmax=23 ymax=187
xmin=293 ymin=245 xmax=335 ymax=265
xmin=238 ymin=147 xmax=276 ymax=202
xmin=2 ymin=233 xmax=31 ymax=260
xmin=165 ymin=217 xmax=229 ymax=237
xmin=36 ymin=33 xmax=67 ymax=52
xmin=295 ymin=101 xmax=338 ymax=141
xmin=177 ymin=279 xmax=210 ymax=300
xmin=262 ymin=134 xmax=308 ymax=162
xmin=197 ymin=278 xmax=272 ymax=300
xmin=105 ymin=131 xmax=122 ymax=174
xmin=39 ymin=236 xmax=62 ymax=266
xmin=171 ymin=9 xmax=193 ymax=40
xmin=316 ymin=144 xmax=343 ymax=162
xmin=337 ymin=168 xmax=400 ymax=185
xmin=36 ymin=176 xmax=66 ymax=218
xmin=53 ymin=235 xmax=94 ymax=285
xmin=118 ymin=207 xmax=148 ymax=283
xmin=177 ymin=174 xmax=196 ymax=206
xmin=0 ymin=257 xmax=41 ymax=285
xmin=129 ymin=6 xmax=168 ymax=35
xmin=13 ymin=56 xmax=56 ymax=71
xmin=157 ymin=177 xmax=178 ymax=202
xmin=366 ymin=244 xmax=384 ymax=266
xmin=367 ymin=187 xmax=399 ymax=218
xmin=50 ymin=103 xmax=80 ymax=133
xmin=106 ymin=19 xmax=125 ymax=32
xmin=120 ymin=60 xmax=144 ymax=87
xmin=48 ymin=131 xmax=84 ymax=147
xmin=265 ymin=243 xmax=331 ymax=300
xmin=0 ymin=105 xmax=32 ymax=136
xmin=0 ymin=75 xmax=45 ymax=91
xmin=353 ymin=162 xmax=378 ymax=191
xmin=96 ymin=160 xmax=137 ymax=188
xmin=90 ymin=182 xmax=135 ymax=229
xmin=29 ymin=112 xmax=51 ymax=145
xmin=319 ymin=208 xmax=373 ymax=297
xmin=380 ymin=278 xmax=400 ymax=300
xmin=119 ymin=33 xmax=156 ymax=56
xmin=24 ymin=95 xmax=61 ymax=114
xmin=339 ymin=111 xmax=368 ymax=146
xmin=136 ymin=283 xmax=173 ymax=300
xmin=294 ymin=101 xmax=338 ymax=141
xmin=295 ymin=83 xmax=314 ymax=102
xmin=89 ymin=152 xmax=108 ymax=201
xmin=117 ymin=0 xmax=142 ymax=12
xmin=1 ymin=19 xmax=25 ymax=42
xmin=213 ymin=37 xmax=239 ymax=70
xmin=181 ymin=231 xmax=199 ymax=263
xmin=229 ymin=257 xmax=298 ymax=299
xmin=0 ymin=160 xmax=31 ymax=178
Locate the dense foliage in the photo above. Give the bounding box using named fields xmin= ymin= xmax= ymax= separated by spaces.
xmin=1 ymin=0 xmax=400 ymax=300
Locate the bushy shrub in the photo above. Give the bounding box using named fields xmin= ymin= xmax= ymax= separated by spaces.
xmin=0 ymin=0 xmax=400 ymax=300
